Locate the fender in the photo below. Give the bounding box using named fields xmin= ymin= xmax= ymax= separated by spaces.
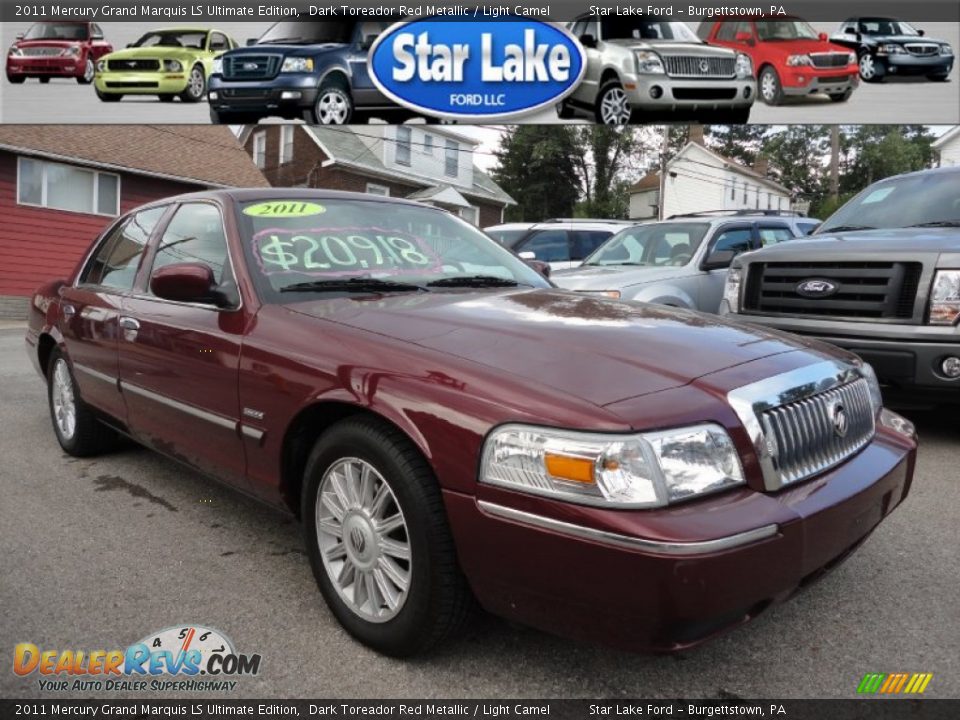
xmin=627 ymin=283 xmax=697 ymax=310
xmin=317 ymin=65 xmax=353 ymax=88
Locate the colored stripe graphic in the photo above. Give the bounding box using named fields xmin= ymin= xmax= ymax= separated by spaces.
xmin=858 ymin=673 xmax=933 ymax=694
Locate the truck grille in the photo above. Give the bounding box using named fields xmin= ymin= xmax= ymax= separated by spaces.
xmin=222 ymin=54 xmax=282 ymax=80
xmin=107 ymin=59 xmax=160 ymax=71
xmin=663 ymin=56 xmax=736 ymax=79
xmin=761 ymin=379 xmax=875 ymax=487
xmin=20 ymin=47 xmax=64 ymax=57
xmin=743 ymin=261 xmax=922 ymax=320
xmin=809 ymin=52 xmax=852 ymax=68
xmin=904 ymin=43 xmax=940 ymax=57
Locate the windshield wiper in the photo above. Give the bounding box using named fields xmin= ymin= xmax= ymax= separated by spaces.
xmin=426 ymin=275 xmax=521 ymax=288
xmin=821 ymin=224 xmax=876 ymax=233
xmin=280 ymin=278 xmax=427 ymax=294
xmin=906 ymin=220 xmax=960 ymax=228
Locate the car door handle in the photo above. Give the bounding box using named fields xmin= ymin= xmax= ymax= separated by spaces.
xmin=118 ymin=317 xmax=140 ymax=331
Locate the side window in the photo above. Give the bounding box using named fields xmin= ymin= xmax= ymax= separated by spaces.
xmin=80 ymin=207 xmax=165 ymax=290
xmin=796 ymin=221 xmax=819 ymax=236
xmin=519 ymin=230 xmax=571 ymax=263
xmin=581 ymin=19 xmax=599 ymax=41
xmin=571 ymin=230 xmax=611 ymax=260
xmin=716 ymin=22 xmax=736 ymax=41
xmin=149 ymin=204 xmax=232 ymax=291
xmin=571 ymin=20 xmax=587 ymax=37
xmin=712 ymin=226 xmax=754 ymax=254
xmin=209 ymin=32 xmax=229 ymax=51
xmin=758 ymin=225 xmax=795 ymax=246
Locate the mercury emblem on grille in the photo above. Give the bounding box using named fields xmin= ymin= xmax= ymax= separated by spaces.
xmin=829 ymin=401 xmax=849 ymax=438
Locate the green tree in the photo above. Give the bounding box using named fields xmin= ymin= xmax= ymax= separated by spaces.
xmin=570 ymin=126 xmax=653 ymax=218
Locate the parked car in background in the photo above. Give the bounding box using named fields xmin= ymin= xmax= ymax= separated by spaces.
xmin=94 ymin=28 xmax=236 ymax=103
xmin=26 ymin=188 xmax=916 ymax=656
xmin=485 ymin=219 xmax=635 ymax=271
xmin=6 ymin=21 xmax=111 ymax=85
xmin=560 ymin=17 xmax=755 ymax=124
xmin=830 ymin=18 xmax=954 ymax=82
xmin=208 ymin=20 xmax=403 ymax=124
xmin=553 ymin=210 xmax=807 ymax=312
xmin=722 ymin=166 xmax=960 ymax=405
xmin=702 ymin=17 xmax=858 ymax=105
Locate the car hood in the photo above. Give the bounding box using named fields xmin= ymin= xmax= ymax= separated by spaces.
xmin=552 ymin=264 xmax=693 ymax=290
xmin=104 ymin=46 xmax=197 ymax=60
xmin=760 ymin=227 xmax=960 ymax=256
xmin=286 ymin=289 xmax=818 ymax=407
xmin=760 ymin=39 xmax=851 ymax=55
xmin=866 ymin=34 xmax=947 ymax=45
xmin=230 ymin=43 xmax=346 ymax=56
xmin=15 ymin=39 xmax=80 ymax=49
xmin=606 ymin=39 xmax=735 ymax=58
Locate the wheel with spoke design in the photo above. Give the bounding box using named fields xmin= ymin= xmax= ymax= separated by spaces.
xmin=594 ymin=79 xmax=633 ymax=125
xmin=306 ymin=80 xmax=354 ymax=124
xmin=302 ymin=417 xmax=471 ymax=656
xmin=46 ymin=349 xmax=118 ymax=456
xmin=179 ymin=64 xmax=206 ymax=102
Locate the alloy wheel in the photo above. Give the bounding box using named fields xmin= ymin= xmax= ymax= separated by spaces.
xmin=600 ymin=87 xmax=631 ymax=125
xmin=859 ymin=55 xmax=875 ymax=80
xmin=761 ymin=72 xmax=777 ymax=101
xmin=83 ymin=59 xmax=95 ymax=83
xmin=316 ymin=90 xmax=350 ymax=124
xmin=52 ymin=359 xmax=77 ymax=441
xmin=315 ymin=458 xmax=411 ymax=623
xmin=188 ymin=67 xmax=205 ymax=98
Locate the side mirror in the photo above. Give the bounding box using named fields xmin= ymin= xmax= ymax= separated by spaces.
xmin=518 ymin=251 xmax=537 ymax=261
xmin=246 ymin=38 xmax=258 ymax=47
xmin=919 ymin=29 xmax=926 ymax=37
xmin=150 ymin=263 xmax=234 ymax=307
xmin=126 ymin=43 xmax=135 ymax=48
xmin=579 ymin=33 xmax=597 ymax=49
xmin=360 ymin=34 xmax=378 ymax=51
xmin=844 ymin=27 xmax=857 ymax=35
xmin=527 ymin=259 xmax=551 ymax=278
xmin=735 ymin=31 xmax=754 ymax=45
xmin=818 ymin=32 xmax=828 ymax=42
xmin=701 ymin=248 xmax=737 ymax=271
xmin=15 ymin=32 xmax=24 ymax=40
xmin=92 ymin=32 xmax=104 ymax=40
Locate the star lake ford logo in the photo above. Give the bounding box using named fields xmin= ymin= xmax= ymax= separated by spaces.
xmin=796 ymin=278 xmax=839 ymax=298
xmin=12 ymin=625 xmax=262 ymax=693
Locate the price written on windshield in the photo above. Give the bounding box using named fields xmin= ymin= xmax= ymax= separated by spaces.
xmin=255 ymin=231 xmax=439 ymax=274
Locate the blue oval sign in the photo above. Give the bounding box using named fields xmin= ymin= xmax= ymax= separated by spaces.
xmin=368 ymin=19 xmax=586 ymax=120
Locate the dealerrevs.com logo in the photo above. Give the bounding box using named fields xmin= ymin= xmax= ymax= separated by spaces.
xmin=369 ymin=18 xmax=586 ymax=120
xmin=13 ymin=625 xmax=262 ymax=693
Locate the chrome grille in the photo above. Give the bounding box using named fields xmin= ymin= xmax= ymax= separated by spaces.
xmin=663 ymin=56 xmax=736 ymax=79
xmin=760 ymin=379 xmax=875 ymax=487
xmin=810 ymin=52 xmax=852 ymax=68
xmin=223 ymin=54 xmax=282 ymax=80
xmin=107 ymin=58 xmax=160 ymax=71
xmin=904 ymin=43 xmax=939 ymax=56
xmin=20 ymin=47 xmax=64 ymax=57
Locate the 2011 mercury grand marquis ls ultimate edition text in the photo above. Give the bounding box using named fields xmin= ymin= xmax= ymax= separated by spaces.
xmin=26 ymin=190 xmax=917 ymax=656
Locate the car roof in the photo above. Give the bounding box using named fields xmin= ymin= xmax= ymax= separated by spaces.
xmin=485 ymin=223 xmax=535 ymax=231
xmin=146 ymin=27 xmax=217 ymax=33
xmin=130 ymin=187 xmax=449 ymax=213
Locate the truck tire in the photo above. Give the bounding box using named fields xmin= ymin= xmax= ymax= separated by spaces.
xmin=306 ymin=79 xmax=354 ymax=125
xmin=759 ymin=67 xmax=784 ymax=105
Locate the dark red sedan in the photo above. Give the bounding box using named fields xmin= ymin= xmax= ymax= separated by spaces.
xmin=26 ymin=190 xmax=917 ymax=656
xmin=6 ymin=21 xmax=112 ymax=85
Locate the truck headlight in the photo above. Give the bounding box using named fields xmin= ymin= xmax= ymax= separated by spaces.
xmin=163 ymin=59 xmax=183 ymax=72
xmin=212 ymin=57 xmax=223 ymax=74
xmin=929 ymin=269 xmax=960 ymax=325
xmin=281 ymin=57 xmax=314 ymax=73
xmin=785 ymin=54 xmax=811 ymax=67
xmin=723 ymin=267 xmax=742 ymax=312
xmin=634 ymin=50 xmax=664 ymax=75
xmin=735 ymin=53 xmax=753 ymax=78
xmin=941 ymin=44 xmax=954 ymax=56
xmin=879 ymin=44 xmax=905 ymax=55
xmin=9 ymin=46 xmax=23 ymax=57
xmin=480 ymin=423 xmax=745 ymax=508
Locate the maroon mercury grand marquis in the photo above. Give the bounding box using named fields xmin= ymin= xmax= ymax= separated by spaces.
xmin=26 ymin=190 xmax=918 ymax=656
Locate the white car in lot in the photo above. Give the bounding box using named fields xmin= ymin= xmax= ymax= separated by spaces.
xmin=483 ymin=219 xmax=635 ymax=271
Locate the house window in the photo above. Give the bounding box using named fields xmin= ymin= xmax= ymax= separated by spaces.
xmin=730 ymin=180 xmax=735 ymax=201
xmin=458 ymin=206 xmax=478 ymax=225
xmin=742 ymin=182 xmax=747 ymax=203
xmin=17 ymin=157 xmax=120 ymax=216
xmin=366 ymin=183 xmax=390 ymax=197
xmin=253 ymin=132 xmax=267 ymax=169
xmin=422 ymin=133 xmax=434 ymax=155
xmin=444 ymin=139 xmax=458 ymax=178
xmin=396 ymin=127 xmax=412 ymax=166
xmin=279 ymin=125 xmax=294 ymax=165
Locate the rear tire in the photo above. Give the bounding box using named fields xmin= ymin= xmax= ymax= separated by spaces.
xmin=47 ymin=351 xmax=118 ymax=457
xmin=209 ymin=108 xmax=258 ymax=124
xmin=556 ymin=99 xmax=576 ymax=119
xmin=158 ymin=94 xmax=176 ymax=102
xmin=302 ymin=416 xmax=471 ymax=657
xmin=927 ymin=73 xmax=949 ymax=82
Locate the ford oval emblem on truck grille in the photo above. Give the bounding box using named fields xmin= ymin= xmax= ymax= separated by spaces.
xmin=796 ymin=279 xmax=839 ymax=298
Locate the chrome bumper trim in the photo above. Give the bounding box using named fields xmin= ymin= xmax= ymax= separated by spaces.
xmin=477 ymin=500 xmax=779 ymax=556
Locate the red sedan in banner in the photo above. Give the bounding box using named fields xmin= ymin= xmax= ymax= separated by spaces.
xmin=6 ymin=21 xmax=112 ymax=85
xmin=26 ymin=189 xmax=917 ymax=656
xmin=703 ymin=17 xmax=859 ymax=104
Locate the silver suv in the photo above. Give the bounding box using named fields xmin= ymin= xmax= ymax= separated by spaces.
xmin=483 ymin=218 xmax=635 ymax=271
xmin=560 ymin=17 xmax=756 ymax=124
xmin=552 ymin=211 xmax=809 ymax=311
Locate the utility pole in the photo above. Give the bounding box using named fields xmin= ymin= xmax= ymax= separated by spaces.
xmin=829 ymin=125 xmax=840 ymax=203
xmin=658 ymin=126 xmax=669 ymax=220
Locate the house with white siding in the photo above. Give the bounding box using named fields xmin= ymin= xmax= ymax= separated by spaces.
xmin=629 ymin=129 xmax=795 ymax=220
xmin=932 ymin=126 xmax=960 ymax=167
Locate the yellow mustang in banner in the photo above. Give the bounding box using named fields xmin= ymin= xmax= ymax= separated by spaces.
xmin=94 ymin=27 xmax=236 ymax=103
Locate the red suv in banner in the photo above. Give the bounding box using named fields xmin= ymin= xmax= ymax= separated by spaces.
xmin=703 ymin=17 xmax=859 ymax=105
xmin=6 ymin=21 xmax=112 ymax=85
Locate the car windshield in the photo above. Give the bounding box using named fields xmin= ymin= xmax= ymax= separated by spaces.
xmin=858 ymin=19 xmax=919 ymax=36
xmin=134 ymin=31 xmax=207 ymax=49
xmin=237 ymin=198 xmax=549 ymax=300
xmin=755 ymin=20 xmax=820 ymax=41
xmin=23 ymin=23 xmax=88 ymax=41
xmin=583 ymin=223 xmax=710 ymax=266
xmin=486 ymin=229 xmax=529 ymax=246
xmin=257 ymin=21 xmax=357 ymax=45
xmin=818 ymin=171 xmax=960 ymax=233
xmin=601 ymin=20 xmax=699 ymax=42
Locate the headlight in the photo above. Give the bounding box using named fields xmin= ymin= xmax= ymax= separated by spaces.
xmin=735 ymin=52 xmax=753 ymax=78
xmin=212 ymin=57 xmax=223 ymax=74
xmin=634 ymin=50 xmax=664 ymax=75
xmin=61 ymin=45 xmax=81 ymax=57
xmin=723 ymin=267 xmax=742 ymax=311
xmin=578 ymin=290 xmax=621 ymax=299
xmin=96 ymin=58 xmax=107 ymax=72
xmin=928 ymin=269 xmax=960 ymax=325
xmin=281 ymin=57 xmax=314 ymax=73
xmin=879 ymin=44 xmax=905 ymax=55
xmin=858 ymin=362 xmax=884 ymax=416
xmin=847 ymin=52 xmax=857 ymax=65
xmin=480 ymin=423 xmax=745 ymax=508
xmin=163 ymin=59 xmax=183 ymax=72
xmin=785 ymin=54 xmax=812 ymax=67
xmin=9 ymin=46 xmax=23 ymax=57
xmin=941 ymin=44 xmax=954 ymax=56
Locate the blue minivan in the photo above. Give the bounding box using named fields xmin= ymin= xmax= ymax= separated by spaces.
xmin=208 ymin=20 xmax=404 ymax=124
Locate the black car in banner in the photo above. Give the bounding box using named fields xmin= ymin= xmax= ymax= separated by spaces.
xmin=830 ymin=17 xmax=954 ymax=82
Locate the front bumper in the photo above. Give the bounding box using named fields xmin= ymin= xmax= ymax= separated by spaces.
xmin=208 ymin=73 xmax=318 ymax=117
xmin=94 ymin=72 xmax=189 ymax=94
xmin=623 ymin=74 xmax=755 ymax=110
xmin=781 ymin=67 xmax=858 ymax=95
xmin=7 ymin=55 xmax=84 ymax=78
xmin=447 ymin=422 xmax=915 ymax=652
xmin=882 ymin=53 xmax=954 ymax=76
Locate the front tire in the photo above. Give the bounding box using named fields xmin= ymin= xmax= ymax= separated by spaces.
xmin=556 ymin=99 xmax=576 ymax=119
xmin=306 ymin=80 xmax=354 ymax=124
xmin=47 ymin=351 xmax=118 ymax=457
xmin=829 ymin=88 xmax=853 ymax=102
xmin=180 ymin=64 xmax=206 ymax=103
xmin=39 ymin=77 xmax=50 ymax=84
xmin=77 ymin=58 xmax=95 ymax=84
xmin=6 ymin=74 xmax=25 ymax=84
xmin=302 ymin=417 xmax=471 ymax=656
xmin=594 ymin=78 xmax=633 ymax=125
xmin=95 ymin=86 xmax=121 ymax=102
xmin=859 ymin=53 xmax=883 ymax=83
xmin=759 ymin=66 xmax=784 ymax=105
xmin=927 ymin=73 xmax=950 ymax=81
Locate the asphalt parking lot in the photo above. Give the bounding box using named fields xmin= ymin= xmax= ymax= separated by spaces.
xmin=1 ymin=325 xmax=958 ymax=700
